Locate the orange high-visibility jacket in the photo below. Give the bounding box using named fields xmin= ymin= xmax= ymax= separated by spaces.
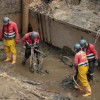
xmin=74 ymin=50 xmax=88 ymax=67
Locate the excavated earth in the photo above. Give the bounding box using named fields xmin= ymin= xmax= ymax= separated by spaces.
xmin=30 ymin=0 xmax=100 ymax=32
xmin=0 ymin=41 xmax=100 ymax=100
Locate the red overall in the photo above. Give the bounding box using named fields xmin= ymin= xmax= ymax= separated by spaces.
xmin=82 ymin=43 xmax=98 ymax=79
xmin=22 ymin=32 xmax=39 ymax=45
xmin=22 ymin=32 xmax=40 ymax=60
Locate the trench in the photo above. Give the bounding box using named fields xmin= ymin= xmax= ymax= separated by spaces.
xmin=1 ymin=5 xmax=100 ymax=99
xmin=22 ymin=10 xmax=100 ymax=99
xmin=0 ymin=0 xmax=100 ymax=99
xmin=0 ymin=39 xmax=100 ymax=100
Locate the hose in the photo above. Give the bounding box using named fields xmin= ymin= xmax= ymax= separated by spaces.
xmin=72 ymin=75 xmax=80 ymax=87
xmin=61 ymin=56 xmax=73 ymax=67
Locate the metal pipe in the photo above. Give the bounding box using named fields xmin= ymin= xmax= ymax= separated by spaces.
xmin=22 ymin=0 xmax=29 ymax=35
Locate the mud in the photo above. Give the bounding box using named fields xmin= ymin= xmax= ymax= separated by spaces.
xmin=0 ymin=41 xmax=100 ymax=100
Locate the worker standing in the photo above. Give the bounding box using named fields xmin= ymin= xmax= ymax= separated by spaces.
xmin=22 ymin=31 xmax=40 ymax=65
xmin=0 ymin=17 xmax=19 ymax=64
xmin=74 ymin=43 xmax=91 ymax=96
xmin=80 ymin=39 xmax=98 ymax=81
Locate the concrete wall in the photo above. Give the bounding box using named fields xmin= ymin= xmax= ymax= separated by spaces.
xmin=29 ymin=11 xmax=100 ymax=58
xmin=0 ymin=0 xmax=22 ymax=33
xmin=29 ymin=11 xmax=38 ymax=32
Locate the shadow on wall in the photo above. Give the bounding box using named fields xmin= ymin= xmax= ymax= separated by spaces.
xmin=63 ymin=46 xmax=75 ymax=56
xmin=42 ymin=0 xmax=53 ymax=3
xmin=28 ymin=23 xmax=33 ymax=33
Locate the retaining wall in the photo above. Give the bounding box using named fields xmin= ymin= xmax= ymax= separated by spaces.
xmin=29 ymin=10 xmax=100 ymax=58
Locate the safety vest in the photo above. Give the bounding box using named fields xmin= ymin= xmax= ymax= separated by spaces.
xmin=86 ymin=53 xmax=95 ymax=60
xmin=4 ymin=32 xmax=15 ymax=40
xmin=82 ymin=43 xmax=98 ymax=61
xmin=74 ymin=51 xmax=88 ymax=67
xmin=0 ymin=21 xmax=19 ymax=40
xmin=78 ymin=51 xmax=88 ymax=66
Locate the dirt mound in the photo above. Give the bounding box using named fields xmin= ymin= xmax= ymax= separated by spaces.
xmin=0 ymin=72 xmax=49 ymax=100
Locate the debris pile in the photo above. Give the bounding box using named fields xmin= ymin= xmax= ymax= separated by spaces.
xmin=29 ymin=0 xmax=100 ymax=32
xmin=50 ymin=94 xmax=72 ymax=100
xmin=0 ymin=72 xmax=48 ymax=100
xmin=61 ymin=76 xmax=75 ymax=89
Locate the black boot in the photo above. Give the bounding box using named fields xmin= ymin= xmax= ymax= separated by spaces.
xmin=37 ymin=58 xmax=40 ymax=65
xmin=22 ymin=58 xmax=26 ymax=65
xmin=87 ymin=73 xmax=93 ymax=82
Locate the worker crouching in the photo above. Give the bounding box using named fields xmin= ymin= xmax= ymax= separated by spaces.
xmin=74 ymin=43 xmax=91 ymax=97
xmin=0 ymin=17 xmax=19 ymax=64
xmin=22 ymin=31 xmax=40 ymax=65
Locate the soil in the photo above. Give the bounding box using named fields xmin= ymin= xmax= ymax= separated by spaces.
xmin=0 ymin=41 xmax=100 ymax=100
xmin=29 ymin=0 xmax=100 ymax=32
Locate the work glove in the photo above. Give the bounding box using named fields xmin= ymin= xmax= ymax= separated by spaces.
xmin=34 ymin=42 xmax=38 ymax=47
xmin=94 ymin=59 xmax=98 ymax=67
xmin=15 ymin=39 xmax=19 ymax=44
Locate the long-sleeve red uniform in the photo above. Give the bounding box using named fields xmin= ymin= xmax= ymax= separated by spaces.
xmin=22 ymin=32 xmax=39 ymax=45
xmin=0 ymin=21 xmax=19 ymax=40
xmin=82 ymin=43 xmax=98 ymax=61
xmin=74 ymin=50 xmax=88 ymax=67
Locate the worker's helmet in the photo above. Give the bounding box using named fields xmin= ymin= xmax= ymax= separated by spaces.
xmin=30 ymin=31 xmax=37 ymax=40
xmin=80 ymin=39 xmax=87 ymax=48
xmin=3 ymin=17 xmax=10 ymax=25
xmin=74 ymin=43 xmax=81 ymax=52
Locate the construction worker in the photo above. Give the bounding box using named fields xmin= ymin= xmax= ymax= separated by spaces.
xmin=0 ymin=17 xmax=19 ymax=64
xmin=22 ymin=31 xmax=40 ymax=65
xmin=80 ymin=39 xmax=98 ymax=81
xmin=74 ymin=43 xmax=91 ymax=96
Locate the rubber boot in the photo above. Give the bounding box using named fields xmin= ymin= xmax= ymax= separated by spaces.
xmin=11 ymin=55 xmax=16 ymax=64
xmin=22 ymin=58 xmax=26 ymax=65
xmin=83 ymin=92 xmax=91 ymax=97
xmin=75 ymin=85 xmax=83 ymax=91
xmin=4 ymin=53 xmax=11 ymax=62
xmin=83 ymin=87 xmax=91 ymax=97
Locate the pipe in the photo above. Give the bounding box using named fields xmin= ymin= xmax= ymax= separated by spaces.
xmin=22 ymin=0 xmax=29 ymax=35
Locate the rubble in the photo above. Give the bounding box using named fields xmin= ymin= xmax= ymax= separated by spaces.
xmin=0 ymin=72 xmax=49 ymax=100
xmin=29 ymin=0 xmax=100 ymax=32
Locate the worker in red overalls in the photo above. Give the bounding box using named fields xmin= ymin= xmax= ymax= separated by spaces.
xmin=0 ymin=17 xmax=19 ymax=64
xmin=80 ymin=39 xmax=98 ymax=81
xmin=74 ymin=43 xmax=91 ymax=96
xmin=22 ymin=31 xmax=40 ymax=65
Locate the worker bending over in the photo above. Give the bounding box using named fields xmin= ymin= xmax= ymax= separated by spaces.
xmin=74 ymin=43 xmax=91 ymax=97
xmin=22 ymin=31 xmax=40 ymax=65
xmin=0 ymin=17 xmax=19 ymax=64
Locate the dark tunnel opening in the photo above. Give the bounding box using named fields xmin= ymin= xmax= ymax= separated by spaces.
xmin=28 ymin=23 xmax=33 ymax=33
